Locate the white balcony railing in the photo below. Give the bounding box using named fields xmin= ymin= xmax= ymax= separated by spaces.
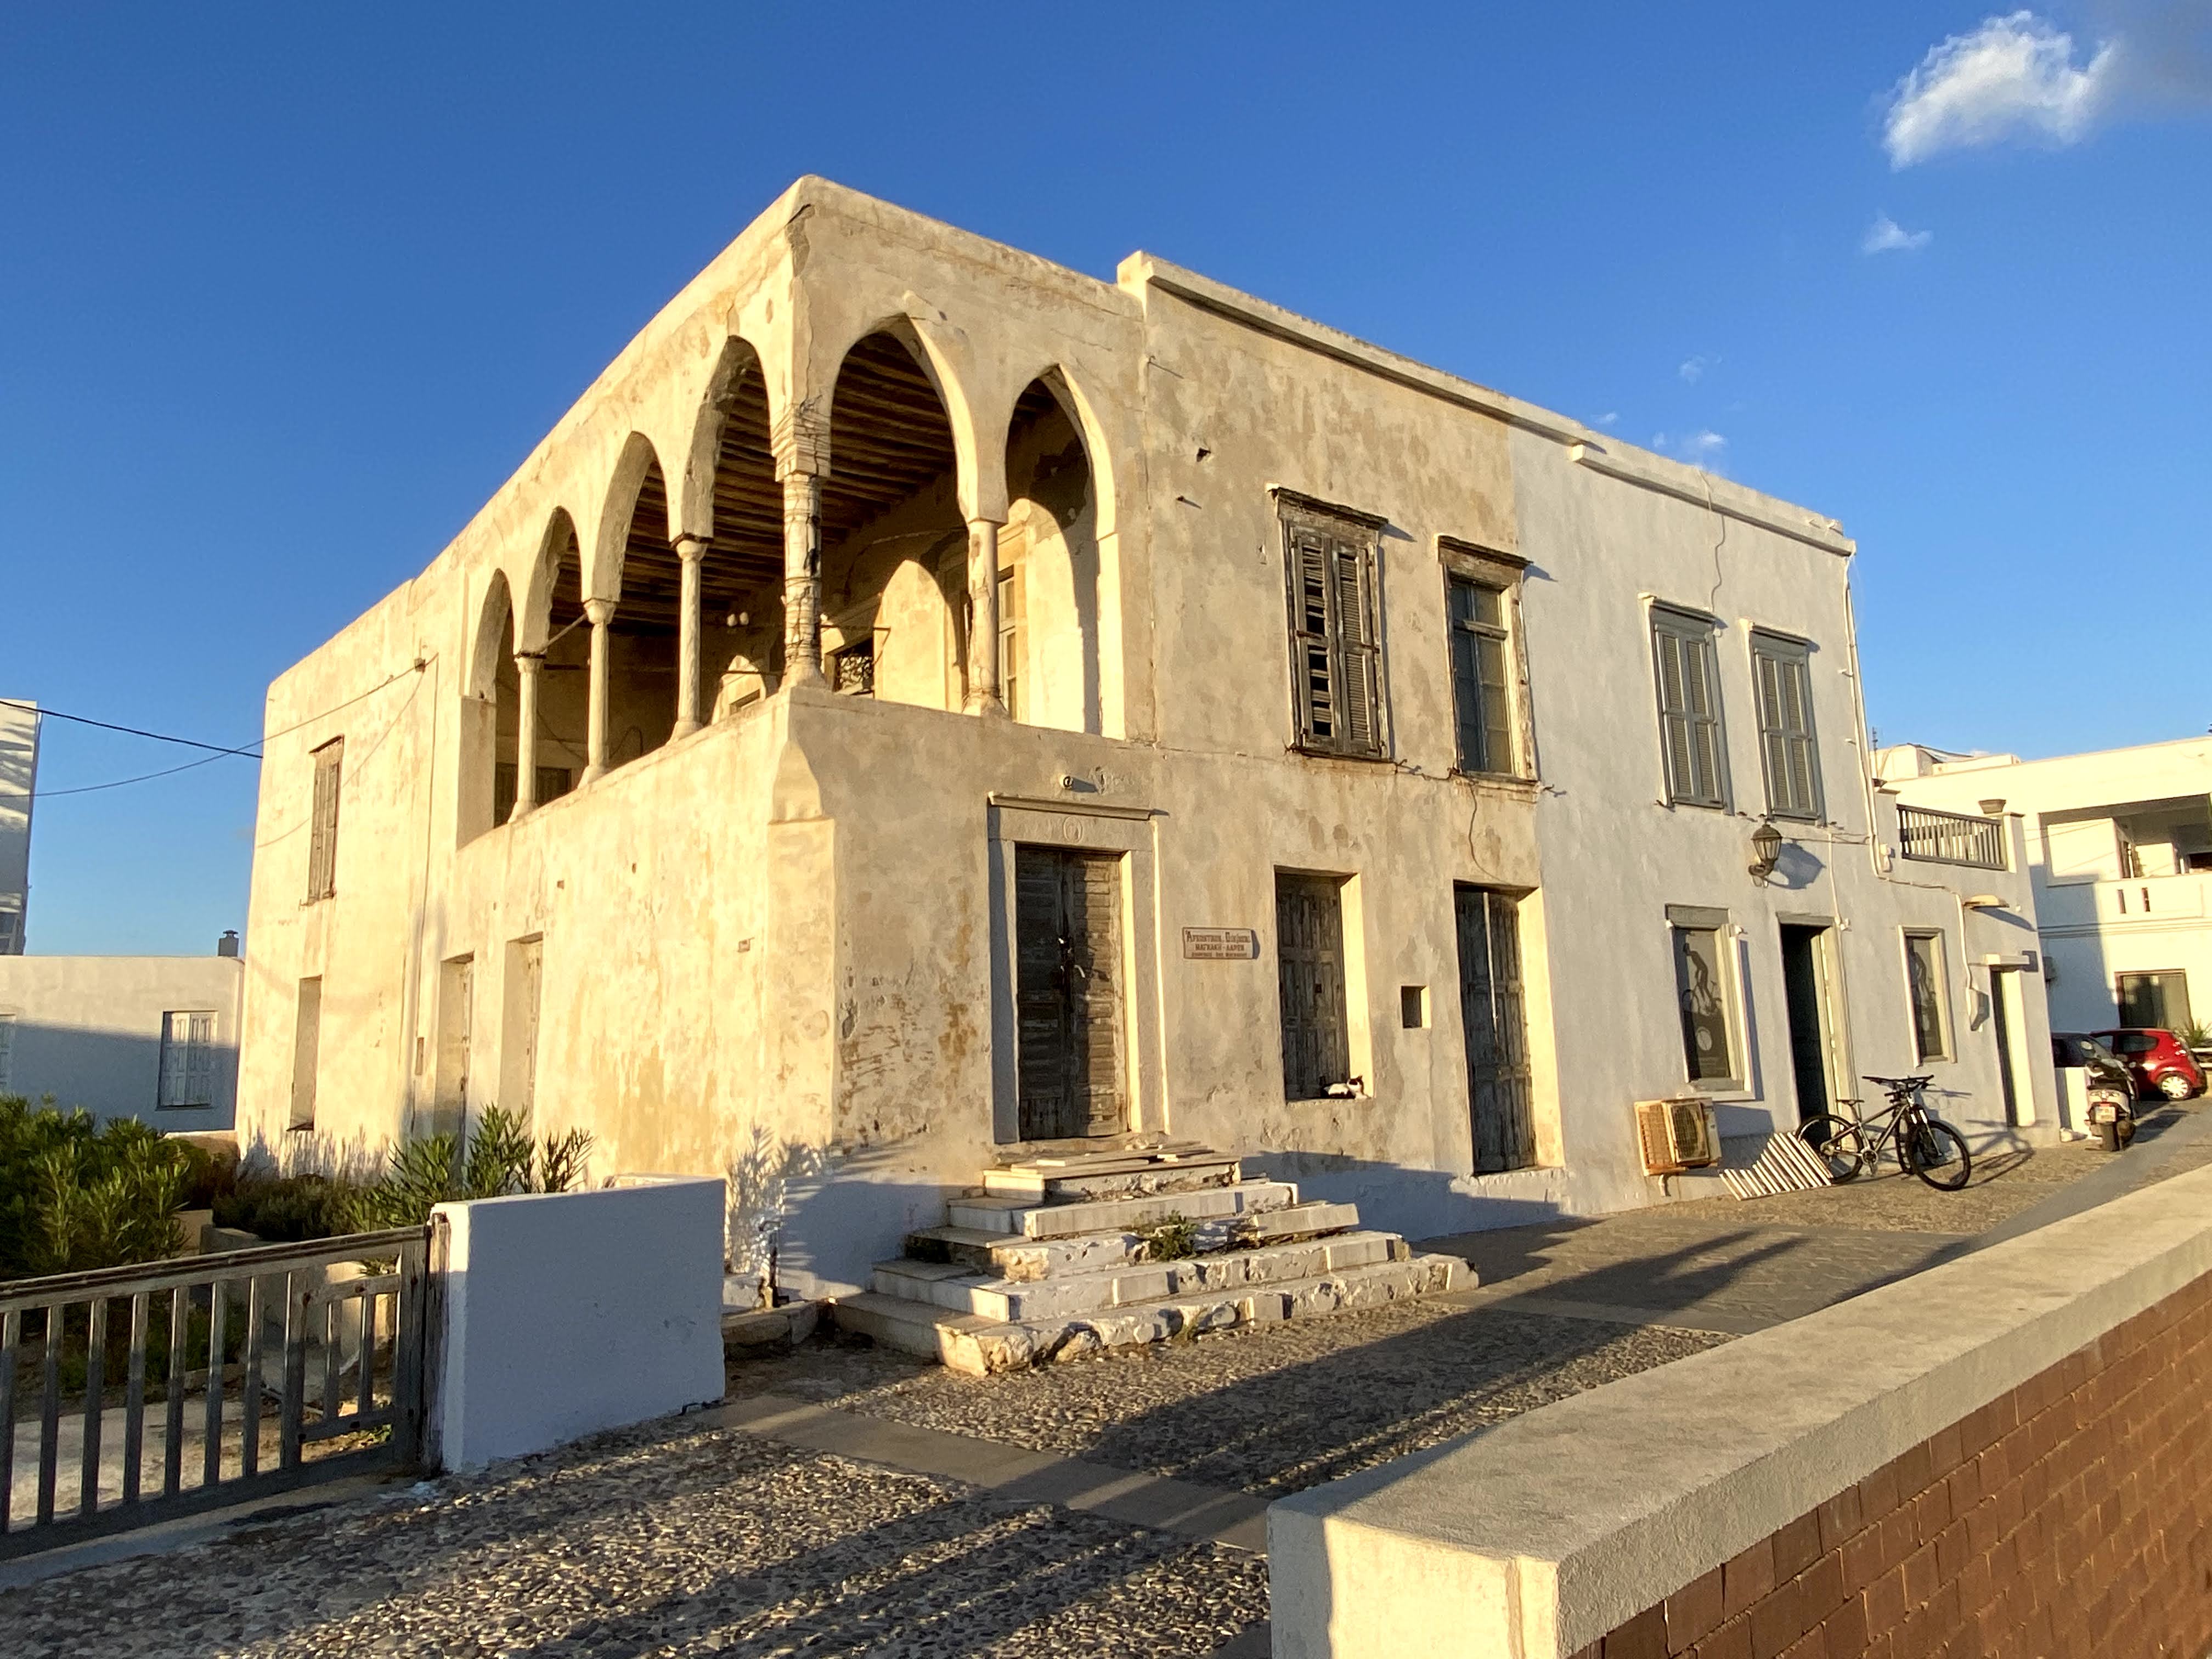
xmin=1897 ymin=804 xmax=2008 ymax=871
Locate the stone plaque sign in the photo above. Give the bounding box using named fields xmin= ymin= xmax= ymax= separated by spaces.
xmin=1183 ymin=927 xmax=1259 ymax=961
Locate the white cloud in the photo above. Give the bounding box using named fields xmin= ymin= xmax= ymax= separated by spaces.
xmin=1678 ymin=356 xmax=1712 ymax=383
xmin=1679 ymin=430 xmax=1728 ymax=469
xmin=1883 ymin=11 xmax=2121 ymax=166
xmin=1862 ymin=213 xmax=1934 ymax=254
xmin=1650 ymin=430 xmax=1729 ymax=472
xmin=1596 ymin=410 xmax=1620 ymax=427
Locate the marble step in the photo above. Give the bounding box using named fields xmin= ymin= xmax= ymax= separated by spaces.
xmin=980 ymin=1150 xmax=1243 ymax=1205
xmin=904 ymin=1200 xmax=1364 ymax=1282
xmin=947 ymin=1178 xmax=1300 ymax=1240
xmin=832 ymin=1254 xmax=1472 ymax=1376
xmin=874 ymin=1230 xmax=1405 ymax=1322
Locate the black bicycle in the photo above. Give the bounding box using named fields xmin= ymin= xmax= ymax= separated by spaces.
xmin=1798 ymin=1074 xmax=1973 ymax=1192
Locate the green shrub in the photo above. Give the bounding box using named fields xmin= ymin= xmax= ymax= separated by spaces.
xmin=0 ymin=1096 xmax=189 ymax=1279
xmin=214 ymin=1171 xmax=364 ymax=1242
xmin=349 ymin=1109 xmax=597 ymax=1233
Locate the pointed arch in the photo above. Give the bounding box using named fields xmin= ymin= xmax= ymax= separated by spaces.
xmin=686 ymin=336 xmax=788 ymax=719
xmin=517 ymin=507 xmax=582 ymax=655
xmin=459 ymin=569 xmax=518 ymax=845
xmin=816 ymin=311 xmax=992 ymax=522
xmin=1000 ymin=371 xmax=1103 ymax=733
xmin=817 ymin=328 xmax=969 ymax=712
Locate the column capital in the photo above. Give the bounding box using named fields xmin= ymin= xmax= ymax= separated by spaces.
xmin=772 ymin=397 xmax=831 ymax=481
xmin=672 ymin=533 xmax=710 ymax=560
xmin=583 ymin=596 xmax=616 ymax=627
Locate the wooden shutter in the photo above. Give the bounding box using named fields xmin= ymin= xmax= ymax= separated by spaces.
xmin=1285 ymin=515 xmax=1385 ymax=759
xmin=308 ymin=739 xmax=343 ymax=900
xmin=1655 ymin=616 xmax=1726 ymax=807
xmin=1457 ymin=886 xmax=1535 ymax=1172
xmin=1753 ymin=639 xmax=1819 ymax=817
xmin=1331 ymin=540 xmax=1382 ymax=757
xmin=1654 ymin=628 xmax=1697 ymax=800
xmin=159 ymin=1012 xmax=187 ymax=1108
xmin=1289 ymin=529 xmax=1337 ymax=746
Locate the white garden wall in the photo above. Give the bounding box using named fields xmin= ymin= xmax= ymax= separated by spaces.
xmin=430 ymin=1176 xmax=725 ymax=1471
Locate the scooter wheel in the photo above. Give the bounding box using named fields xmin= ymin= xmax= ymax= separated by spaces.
xmin=2100 ymin=1123 xmax=2121 ymax=1153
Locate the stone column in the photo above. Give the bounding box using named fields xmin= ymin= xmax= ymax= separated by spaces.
xmin=510 ymin=651 xmax=543 ymax=821
xmin=673 ymin=533 xmax=708 ymax=738
xmin=580 ymin=597 xmax=613 ymax=785
xmin=964 ymin=516 xmax=1007 ymax=716
xmin=782 ymin=472 xmax=825 ymax=687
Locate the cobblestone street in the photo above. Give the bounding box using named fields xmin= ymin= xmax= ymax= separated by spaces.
xmin=7 ymin=1111 xmax=2206 ymax=1658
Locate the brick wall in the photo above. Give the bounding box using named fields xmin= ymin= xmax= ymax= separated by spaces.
xmin=1576 ymin=1271 xmax=2212 ymax=1659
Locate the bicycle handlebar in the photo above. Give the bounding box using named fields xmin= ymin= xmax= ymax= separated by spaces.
xmin=1863 ymin=1074 xmax=1934 ymax=1091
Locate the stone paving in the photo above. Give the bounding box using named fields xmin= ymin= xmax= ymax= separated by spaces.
xmin=2 ymin=1418 xmax=1268 ymax=1658
xmin=9 ymin=1113 xmax=2205 ymax=1658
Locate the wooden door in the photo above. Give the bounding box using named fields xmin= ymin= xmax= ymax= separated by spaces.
xmin=1014 ymin=847 xmax=1127 ymax=1140
xmin=1456 ymin=884 xmax=1536 ymax=1172
xmin=1277 ymin=874 xmax=1351 ymax=1099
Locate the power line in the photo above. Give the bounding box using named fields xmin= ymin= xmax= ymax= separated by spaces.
xmin=2 ymin=662 xmax=429 ymax=801
xmin=22 ymin=752 xmax=234 ymax=799
xmin=0 ymin=698 xmax=262 ymax=759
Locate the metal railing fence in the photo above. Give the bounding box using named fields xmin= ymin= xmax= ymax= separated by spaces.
xmin=1 ymin=1226 xmax=430 ymax=1558
xmin=1896 ymin=804 xmax=2008 ymax=871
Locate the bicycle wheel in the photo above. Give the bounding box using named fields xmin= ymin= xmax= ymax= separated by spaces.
xmin=1799 ymin=1114 xmax=1867 ymax=1182
xmin=1903 ymin=1117 xmax=1972 ymax=1191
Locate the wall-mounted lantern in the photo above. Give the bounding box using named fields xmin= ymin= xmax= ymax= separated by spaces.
xmin=1749 ymin=819 xmax=1785 ymax=881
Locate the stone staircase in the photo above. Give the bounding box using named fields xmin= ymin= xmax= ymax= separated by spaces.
xmin=832 ymin=1144 xmax=1471 ymax=1374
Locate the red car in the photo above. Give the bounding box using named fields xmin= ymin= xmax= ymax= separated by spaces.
xmin=2091 ymin=1029 xmax=2207 ymax=1102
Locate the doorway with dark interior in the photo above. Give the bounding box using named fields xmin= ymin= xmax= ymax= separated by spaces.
xmin=1779 ymin=922 xmax=1839 ymax=1125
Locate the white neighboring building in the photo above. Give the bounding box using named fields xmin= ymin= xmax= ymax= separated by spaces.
xmin=0 ymin=944 xmax=244 ymax=1131
xmin=0 ymin=699 xmax=36 ymax=955
xmin=1883 ymin=738 xmax=2212 ymax=1036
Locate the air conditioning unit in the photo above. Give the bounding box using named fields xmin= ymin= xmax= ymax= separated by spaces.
xmin=1635 ymin=1097 xmax=1720 ymax=1174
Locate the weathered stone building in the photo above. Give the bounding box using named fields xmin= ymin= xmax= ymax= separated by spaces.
xmin=236 ymin=179 xmax=2055 ymax=1294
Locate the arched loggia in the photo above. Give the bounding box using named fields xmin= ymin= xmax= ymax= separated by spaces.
xmin=817 ymin=329 xmax=968 ymax=710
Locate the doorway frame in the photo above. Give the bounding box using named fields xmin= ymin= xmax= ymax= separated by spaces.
xmin=1776 ymin=913 xmax=1850 ymax=1124
xmin=987 ymin=793 xmax=1163 ymax=1144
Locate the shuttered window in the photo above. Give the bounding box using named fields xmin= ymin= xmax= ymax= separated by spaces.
xmin=1448 ymin=578 xmax=1516 ymax=775
xmin=1285 ymin=520 xmax=1386 ymax=760
xmin=1752 ymin=633 xmax=1822 ymax=820
xmin=1651 ymin=611 xmax=1728 ymax=809
xmin=1277 ymin=873 xmax=1353 ymax=1099
xmin=157 ymin=1011 xmax=218 ymax=1109
xmin=307 ymin=738 xmax=343 ymax=901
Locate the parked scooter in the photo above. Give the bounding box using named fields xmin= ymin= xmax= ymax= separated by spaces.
xmin=2087 ymin=1086 xmax=2136 ymax=1153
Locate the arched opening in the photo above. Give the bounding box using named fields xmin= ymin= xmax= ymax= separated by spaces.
xmin=698 ymin=341 xmax=785 ymax=718
xmin=459 ymin=572 xmax=518 ymax=845
xmin=599 ymin=448 xmax=681 ymax=773
xmin=536 ymin=512 xmax=590 ymax=800
xmin=820 ymin=329 xmax=967 ymax=710
xmin=1001 ymin=376 xmax=1101 ymax=733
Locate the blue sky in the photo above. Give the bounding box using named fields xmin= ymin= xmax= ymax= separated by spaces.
xmin=5 ymin=3 xmax=2208 ymax=954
